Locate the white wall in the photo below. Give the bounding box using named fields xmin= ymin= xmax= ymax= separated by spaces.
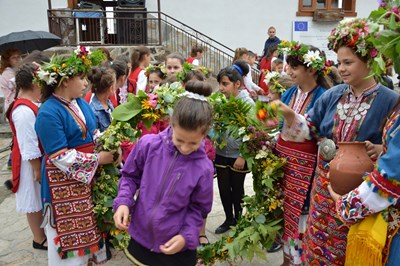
xmin=0 ymin=0 xmax=67 ymax=37
xmin=147 ymin=0 xmax=378 ymax=56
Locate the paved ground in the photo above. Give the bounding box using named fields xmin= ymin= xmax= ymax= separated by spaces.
xmin=0 ymin=123 xmax=283 ymax=266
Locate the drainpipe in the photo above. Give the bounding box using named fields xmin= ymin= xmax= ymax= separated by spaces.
xmin=157 ymin=0 xmax=162 ymax=46
xmin=47 ymin=0 xmax=52 ymax=32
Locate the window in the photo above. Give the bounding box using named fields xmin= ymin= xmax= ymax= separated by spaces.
xmin=297 ymin=0 xmax=357 ymax=17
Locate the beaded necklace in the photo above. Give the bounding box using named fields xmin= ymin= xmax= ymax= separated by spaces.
xmin=332 ymin=83 xmax=378 ymax=142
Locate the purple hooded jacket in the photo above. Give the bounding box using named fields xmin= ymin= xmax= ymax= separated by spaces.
xmin=113 ymin=127 xmax=214 ymax=252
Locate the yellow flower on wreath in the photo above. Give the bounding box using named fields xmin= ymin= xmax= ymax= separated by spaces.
xmin=141 ymin=98 xmax=153 ymax=110
xmin=142 ymin=112 xmax=161 ymax=121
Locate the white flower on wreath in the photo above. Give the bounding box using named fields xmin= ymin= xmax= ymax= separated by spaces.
xmin=238 ymin=127 xmax=246 ymax=136
xmin=255 ymin=150 xmax=268 ymax=159
xmin=242 ymin=135 xmax=250 ymax=142
xmin=281 ymin=47 xmax=290 ymax=54
xmin=264 ymin=71 xmax=280 ymax=86
xmin=37 ymin=69 xmax=58 ymax=85
xmin=303 ymin=50 xmax=322 ymax=67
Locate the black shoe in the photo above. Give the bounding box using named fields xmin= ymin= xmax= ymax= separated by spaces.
xmin=214 ymin=220 xmax=236 ymax=234
xmin=4 ymin=179 xmax=13 ymax=191
xmin=267 ymin=242 xmax=282 ymax=253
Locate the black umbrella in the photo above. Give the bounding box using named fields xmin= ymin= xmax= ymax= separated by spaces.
xmin=0 ymin=30 xmax=61 ymax=54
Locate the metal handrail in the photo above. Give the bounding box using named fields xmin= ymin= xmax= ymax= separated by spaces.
xmin=47 ymin=8 xmax=260 ymax=82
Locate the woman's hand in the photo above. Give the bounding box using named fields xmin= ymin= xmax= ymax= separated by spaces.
xmin=159 ymin=234 xmax=186 ymax=255
xmin=327 ymin=184 xmax=341 ymax=202
xmin=365 ymin=141 xmax=382 ymax=161
xmin=113 ymin=205 xmax=130 ymax=230
xmin=233 ymin=156 xmax=245 ymax=170
xmin=98 ymin=150 xmax=115 ymax=165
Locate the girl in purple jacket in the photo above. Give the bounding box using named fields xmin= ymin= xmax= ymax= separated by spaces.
xmin=113 ymin=80 xmax=214 ymax=266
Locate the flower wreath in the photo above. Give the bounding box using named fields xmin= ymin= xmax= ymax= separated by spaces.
xmin=176 ymin=62 xmax=211 ymax=82
xmin=278 ymin=40 xmax=331 ymax=75
xmin=264 ymin=71 xmax=286 ymax=95
xmin=327 ymin=18 xmax=380 ymax=64
xmin=34 ymin=46 xmax=106 ymax=88
xmin=144 ymin=63 xmax=167 ymax=79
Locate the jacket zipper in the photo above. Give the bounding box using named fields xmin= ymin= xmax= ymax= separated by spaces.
xmin=167 ymin=173 xmax=182 ymax=197
xmin=148 ymin=150 xmax=179 ymax=251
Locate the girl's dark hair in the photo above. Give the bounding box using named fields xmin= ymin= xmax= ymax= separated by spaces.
xmin=110 ymin=60 xmax=128 ymax=80
xmin=217 ymin=59 xmax=249 ymax=86
xmin=5 ymin=63 xmax=36 ymax=120
xmin=166 ymin=52 xmax=185 ymax=65
xmin=190 ymin=46 xmax=204 ymax=57
xmin=88 ymin=67 xmax=116 ymax=94
xmin=171 ymin=80 xmax=213 ymax=135
xmin=182 ymin=69 xmax=206 ymax=84
xmin=286 ymin=45 xmax=331 ymax=89
xmin=130 ymin=46 xmax=150 ymax=70
xmin=265 ymin=45 xmax=278 ymax=60
xmin=0 ymin=48 xmax=21 ymax=74
xmin=149 ymin=68 xmax=167 ymax=80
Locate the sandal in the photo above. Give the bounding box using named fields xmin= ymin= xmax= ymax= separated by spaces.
xmin=199 ymin=235 xmax=210 ymax=246
xmin=33 ymin=238 xmax=48 ymax=250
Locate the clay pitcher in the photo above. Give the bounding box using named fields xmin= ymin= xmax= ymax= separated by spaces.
xmin=329 ymin=142 xmax=374 ymax=195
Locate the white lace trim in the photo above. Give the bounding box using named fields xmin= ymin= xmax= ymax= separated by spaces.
xmin=182 ymin=91 xmax=208 ymax=102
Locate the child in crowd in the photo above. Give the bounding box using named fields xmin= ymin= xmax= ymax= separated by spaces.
xmin=268 ymin=75 xmax=295 ymax=101
xmin=145 ymin=64 xmax=167 ymax=92
xmin=34 ymin=47 xmax=118 ymax=265
xmin=247 ymin=50 xmax=257 ymax=67
xmin=110 ymin=59 xmax=129 ymax=105
xmin=233 ymin=47 xmax=264 ymax=97
xmin=113 ymin=80 xmax=214 ymax=266
xmin=271 ymin=58 xmax=284 ymax=74
xmin=214 ymin=59 xmax=255 ymax=234
xmin=6 ymin=64 xmax=47 ymax=251
xmin=128 ymin=46 xmax=151 ymax=94
xmin=84 ymin=60 xmax=127 ymax=107
xmin=88 ymin=66 xmax=117 ymax=132
xmin=0 ymin=48 xmax=22 ymax=113
xmin=1 ymin=48 xmax=23 ymax=170
xmin=186 ymin=45 xmax=203 ymax=66
xmin=114 ymin=54 xmax=131 ymax=104
xmin=259 ymin=45 xmax=279 ymax=94
xmin=165 ymin=52 xmax=185 ymax=78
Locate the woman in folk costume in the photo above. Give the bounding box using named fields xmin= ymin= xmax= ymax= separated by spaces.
xmin=274 ymin=41 xmax=331 ymax=266
xmin=266 ymin=18 xmax=399 ymax=265
xmin=329 ymin=99 xmax=400 ymax=266
xmin=34 ymin=46 xmax=118 ymax=265
xmin=328 ymin=2 xmax=400 ymax=265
